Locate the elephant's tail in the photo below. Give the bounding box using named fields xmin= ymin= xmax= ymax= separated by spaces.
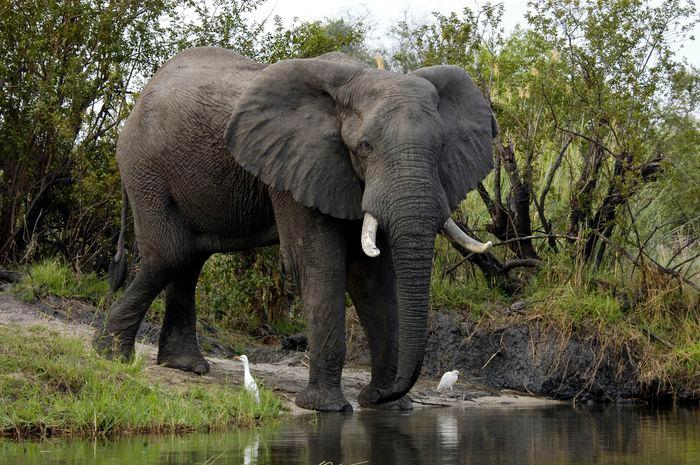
xmin=108 ymin=183 xmax=129 ymax=293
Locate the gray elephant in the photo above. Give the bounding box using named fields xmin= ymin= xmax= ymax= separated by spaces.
xmin=94 ymin=47 xmax=496 ymax=412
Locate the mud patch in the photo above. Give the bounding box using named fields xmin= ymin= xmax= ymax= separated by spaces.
xmin=422 ymin=312 xmax=642 ymax=402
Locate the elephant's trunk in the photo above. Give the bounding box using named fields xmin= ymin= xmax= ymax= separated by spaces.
xmin=361 ymin=148 xmax=449 ymax=404
xmin=373 ymin=219 xmax=491 ymax=403
xmin=377 ymin=225 xmax=437 ymax=402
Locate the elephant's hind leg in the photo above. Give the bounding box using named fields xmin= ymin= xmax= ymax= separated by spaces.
xmin=93 ymin=261 xmax=172 ymax=361
xmin=93 ymin=194 xmax=195 ymax=363
xmin=347 ymin=229 xmax=412 ymax=410
xmin=157 ymin=253 xmax=210 ymax=375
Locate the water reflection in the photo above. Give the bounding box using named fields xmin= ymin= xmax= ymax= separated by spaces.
xmin=2 ymin=406 xmax=698 ymax=465
xmin=243 ymin=433 xmax=259 ymax=465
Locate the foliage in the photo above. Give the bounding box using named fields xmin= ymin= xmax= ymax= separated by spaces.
xmin=389 ymin=0 xmax=699 ymax=281
xmin=197 ymin=250 xmax=301 ymax=335
xmin=1 ymin=0 xmax=175 ymax=266
xmin=430 ymin=236 xmax=507 ymax=317
xmin=259 ymin=16 xmax=369 ymax=63
xmin=0 ymin=0 xmax=367 ymax=269
xmin=0 ymin=325 xmax=282 ymax=439
xmin=390 ymin=2 xmax=504 ymax=73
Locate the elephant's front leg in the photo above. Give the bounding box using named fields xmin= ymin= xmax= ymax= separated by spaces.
xmin=298 ymin=265 xmax=350 ymax=412
xmin=346 ymin=227 xmax=412 ymax=410
xmin=272 ymin=191 xmax=351 ymax=412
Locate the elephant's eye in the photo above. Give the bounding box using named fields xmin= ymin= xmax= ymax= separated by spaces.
xmin=358 ymin=139 xmax=372 ymax=153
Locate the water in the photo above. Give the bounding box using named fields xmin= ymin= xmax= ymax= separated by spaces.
xmin=2 ymin=406 xmax=698 ymax=465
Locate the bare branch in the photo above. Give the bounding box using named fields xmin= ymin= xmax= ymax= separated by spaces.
xmin=539 ymin=134 xmax=573 ymax=209
xmin=670 ymin=251 xmax=700 ymax=273
xmin=477 ymin=182 xmax=495 ymax=216
xmin=592 ymin=231 xmax=700 ymax=292
xmin=502 ymin=258 xmax=544 ymax=272
xmin=491 ymin=234 xmax=581 ymax=247
xmin=665 ymin=237 xmax=697 ymax=268
xmin=556 ymin=126 xmax=618 ymax=157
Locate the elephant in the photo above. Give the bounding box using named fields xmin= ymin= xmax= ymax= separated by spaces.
xmin=93 ymin=46 xmax=497 ymax=412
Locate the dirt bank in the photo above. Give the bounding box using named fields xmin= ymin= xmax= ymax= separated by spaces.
xmin=6 ymin=277 xmax=694 ymax=408
xmin=346 ymin=309 xmax=699 ymax=404
xmin=0 ymin=284 xmax=554 ymax=412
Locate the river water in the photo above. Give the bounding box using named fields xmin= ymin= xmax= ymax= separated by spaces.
xmin=2 ymin=405 xmax=698 ymax=464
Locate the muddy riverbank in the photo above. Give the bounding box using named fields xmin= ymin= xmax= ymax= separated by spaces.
xmin=0 ymin=285 xmax=555 ymax=412
xmin=346 ymin=309 xmax=698 ymax=405
xmin=1 ymin=282 xmax=695 ymax=409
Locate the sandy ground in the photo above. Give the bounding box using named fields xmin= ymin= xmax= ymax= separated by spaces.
xmin=0 ymin=284 xmax=557 ymax=414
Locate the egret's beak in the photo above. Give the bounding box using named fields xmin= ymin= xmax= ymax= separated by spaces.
xmin=233 ymin=356 xmax=242 ymax=361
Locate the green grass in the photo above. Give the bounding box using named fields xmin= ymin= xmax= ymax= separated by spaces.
xmin=430 ymin=236 xmax=508 ymax=316
xmin=0 ymin=325 xmax=283 ymax=440
xmin=14 ymin=257 xmax=109 ymax=305
xmin=525 ymin=277 xmax=623 ymax=327
xmin=431 ymin=271 xmax=507 ymax=317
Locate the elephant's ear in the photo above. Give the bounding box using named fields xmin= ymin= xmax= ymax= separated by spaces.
xmin=411 ymin=65 xmax=497 ymax=211
xmin=226 ymin=59 xmax=363 ymax=220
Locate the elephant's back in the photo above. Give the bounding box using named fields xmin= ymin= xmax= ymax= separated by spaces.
xmin=131 ymin=47 xmax=264 ymax=128
xmin=149 ymin=47 xmax=266 ymax=93
xmin=120 ymin=47 xmax=265 ymax=153
xmin=117 ymin=47 xmax=273 ymax=239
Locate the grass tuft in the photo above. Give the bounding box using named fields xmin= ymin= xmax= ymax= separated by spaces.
xmin=14 ymin=257 xmax=108 ymax=305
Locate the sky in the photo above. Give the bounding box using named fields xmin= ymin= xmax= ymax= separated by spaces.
xmin=250 ymin=0 xmax=699 ymax=68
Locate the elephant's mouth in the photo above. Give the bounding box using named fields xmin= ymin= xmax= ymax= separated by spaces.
xmin=360 ymin=212 xmax=492 ymax=257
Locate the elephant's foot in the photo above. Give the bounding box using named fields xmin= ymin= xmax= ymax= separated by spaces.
xmin=358 ymin=385 xmax=413 ymax=410
xmin=296 ymin=385 xmax=352 ymax=412
xmin=360 ymin=395 xmax=413 ymax=410
xmin=157 ymin=349 xmax=209 ymax=375
xmin=92 ymin=330 xmax=135 ymax=362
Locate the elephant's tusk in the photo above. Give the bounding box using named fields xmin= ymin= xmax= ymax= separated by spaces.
xmin=442 ymin=218 xmax=492 ymax=253
xmin=361 ymin=212 xmax=380 ymax=258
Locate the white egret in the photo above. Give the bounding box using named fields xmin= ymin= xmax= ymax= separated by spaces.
xmin=234 ymin=354 xmax=260 ymax=403
xmin=436 ymin=370 xmax=460 ymax=391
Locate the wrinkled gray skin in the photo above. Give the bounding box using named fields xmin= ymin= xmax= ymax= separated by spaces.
xmin=93 ymin=47 xmax=496 ymax=412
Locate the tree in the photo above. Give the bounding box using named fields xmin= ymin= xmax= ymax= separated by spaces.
xmin=388 ymin=0 xmax=698 ymax=288
xmin=259 ymin=16 xmax=369 ymax=63
xmin=0 ymin=0 xmax=181 ymax=265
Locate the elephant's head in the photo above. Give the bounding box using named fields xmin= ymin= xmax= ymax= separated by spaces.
xmin=226 ymin=57 xmax=496 ymax=403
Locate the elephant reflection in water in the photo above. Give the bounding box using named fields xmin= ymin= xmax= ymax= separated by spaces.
xmin=268 ymin=411 xmax=444 ymax=465
xmin=264 ymin=406 xmax=660 ymax=465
